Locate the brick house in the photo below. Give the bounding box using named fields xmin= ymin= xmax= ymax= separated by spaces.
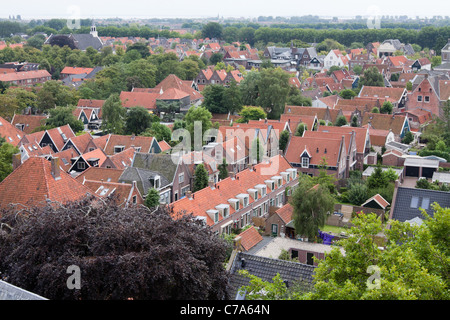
xmin=169 ymin=154 xmax=299 ymax=235
xmin=284 ymin=135 xmax=347 ymax=180
xmin=0 ymin=70 xmax=51 ymax=87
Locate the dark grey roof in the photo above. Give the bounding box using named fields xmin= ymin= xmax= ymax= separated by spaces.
xmin=0 ymin=280 xmax=47 ymax=300
xmin=228 ymin=252 xmax=315 ymax=299
xmin=391 ymin=187 xmax=450 ymax=222
xmin=132 ymin=152 xmax=179 ymax=183
xmin=71 ymin=34 xmax=104 ymax=51
xmin=119 ymin=166 xmax=171 ymax=195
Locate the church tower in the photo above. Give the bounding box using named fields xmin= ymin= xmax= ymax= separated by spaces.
xmin=90 ymin=22 xmax=98 ymax=38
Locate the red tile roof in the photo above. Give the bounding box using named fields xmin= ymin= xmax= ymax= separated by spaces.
xmin=61 ymin=67 xmax=94 ymax=75
xmin=104 ymin=147 xmax=135 ymax=169
xmin=0 ymin=157 xmax=95 ymax=209
xmin=359 ymin=86 xmax=406 ymax=104
xmin=285 ymin=135 xmax=344 ymax=167
xmin=275 ymin=203 xmax=293 ymax=224
xmin=0 ymin=70 xmax=51 ymax=82
xmin=237 ymin=226 xmax=263 ymax=251
xmin=158 ymin=140 xmax=172 ymax=152
xmin=155 ymin=74 xmax=203 ymax=102
xmin=0 ymin=115 xmax=24 ymax=146
xmin=317 ymin=126 xmax=369 ymax=154
xmin=170 ymin=155 xmax=294 ymax=226
xmin=75 ymin=167 xmax=124 ymax=183
xmin=103 ymin=134 xmax=156 ymax=155
xmin=120 ymin=91 xmax=159 ymax=110
xmin=11 ymin=114 xmax=47 ymax=134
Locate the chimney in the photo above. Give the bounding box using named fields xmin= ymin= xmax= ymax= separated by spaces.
xmin=51 ymin=157 xmax=61 ymax=180
xmin=12 ymin=153 xmax=21 ymax=170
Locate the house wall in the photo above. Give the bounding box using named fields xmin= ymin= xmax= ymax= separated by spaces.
xmin=210 ymin=176 xmax=299 ymax=234
xmin=172 ymin=162 xmax=192 ymax=202
xmin=407 ymin=79 xmax=441 ymax=116
xmin=290 ymin=248 xmax=325 ymax=266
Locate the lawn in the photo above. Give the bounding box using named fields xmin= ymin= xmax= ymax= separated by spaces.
xmin=321 ymin=224 xmax=350 ymax=235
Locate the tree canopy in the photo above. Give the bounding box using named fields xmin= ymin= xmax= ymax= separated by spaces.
xmin=0 ymin=197 xmax=230 ymax=300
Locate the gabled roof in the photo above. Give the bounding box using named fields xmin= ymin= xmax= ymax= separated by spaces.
xmin=63 ymin=132 xmax=94 ymax=155
xmin=131 ymin=152 xmax=179 ymax=184
xmin=0 ymin=70 xmax=51 ymax=82
xmin=0 ymin=115 xmax=24 ymax=146
xmin=11 ymin=114 xmax=47 ymax=135
xmin=361 ymin=113 xmax=407 ymax=136
xmin=61 ymin=67 xmax=94 ymax=75
xmin=0 ymin=157 xmax=94 ymax=209
xmin=169 ymin=155 xmax=294 ymax=226
xmin=285 ymin=136 xmax=344 ymax=167
xmin=158 ymin=140 xmax=172 ymax=152
xmin=119 ymin=91 xmax=159 ymax=110
xmin=228 ymin=252 xmax=315 ymax=299
xmin=77 ymin=99 xmax=105 ymax=108
xmin=105 ymin=146 xmax=135 ymax=169
xmin=236 ymin=226 xmax=263 ymax=252
xmin=359 ymin=86 xmax=406 ymax=104
xmin=391 ymin=187 xmax=450 ymax=223
xmin=103 ymin=134 xmax=158 ymax=155
xmin=362 ymin=194 xmax=390 ymax=209
xmin=275 ymin=203 xmax=294 ymax=224
xmin=51 ymin=148 xmax=79 ymax=171
xmin=75 ymin=167 xmax=124 ymax=183
xmin=317 ymin=126 xmax=369 ymax=154
xmin=155 ymin=74 xmax=203 ymax=101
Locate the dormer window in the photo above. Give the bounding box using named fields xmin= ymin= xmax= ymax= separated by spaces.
xmin=286 ymin=168 xmax=297 ymax=180
xmin=255 ymin=184 xmax=267 ymax=197
xmin=215 ymin=204 xmax=230 ymax=218
xmin=302 ymin=157 xmax=309 ymax=168
xmin=247 ymin=188 xmax=258 ymax=200
xmin=228 ymin=198 xmax=239 ymax=211
xmin=114 ymin=145 xmax=125 ymax=153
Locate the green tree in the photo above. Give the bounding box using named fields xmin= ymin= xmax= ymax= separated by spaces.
xmin=239 ymin=71 xmax=261 ymax=107
xmin=202 ymin=84 xmax=227 ymax=113
xmin=366 ymin=165 xmax=389 ymax=190
xmin=381 ymin=101 xmax=393 ymax=114
xmin=0 ymin=137 xmax=19 ymax=182
xmin=218 ymin=158 xmax=229 ymax=180
xmin=290 ymin=175 xmax=335 ymax=240
xmin=371 ymin=107 xmax=380 ymax=113
xmin=46 ymin=106 xmax=84 ymax=133
xmin=142 ymin=122 xmax=172 ymax=143
xmin=184 ymin=106 xmax=213 ymax=146
xmin=125 ymin=106 xmax=153 ymax=135
xmin=358 ymin=66 xmax=385 ymax=89
xmin=222 ymin=80 xmax=243 ymax=114
xmin=126 ymin=42 xmax=150 ymax=58
xmin=144 ymin=188 xmax=160 ymax=208
xmin=193 ymin=163 xmax=209 ymax=192
xmin=335 ymin=115 xmax=348 ymax=127
xmin=279 ymin=130 xmax=290 ymax=153
xmin=339 ymin=89 xmax=357 ymax=99
xmin=101 ymin=93 xmax=126 ymax=134
xmin=348 ymin=183 xmax=369 ymax=205
xmin=402 ymin=131 xmax=414 ymax=144
xmin=351 ymin=116 xmax=359 ymax=127
xmin=209 ymin=52 xmax=223 ymax=65
xmin=294 ymin=123 xmax=306 ymax=136
xmin=256 ymin=67 xmax=290 ymax=119
xmin=238 ymin=106 xmax=267 ymax=123
xmin=201 ymin=22 xmax=223 ymax=39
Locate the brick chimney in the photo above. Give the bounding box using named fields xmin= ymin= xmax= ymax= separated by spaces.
xmin=12 ymin=153 xmax=22 ymax=170
xmin=51 ymin=157 xmax=61 ymax=180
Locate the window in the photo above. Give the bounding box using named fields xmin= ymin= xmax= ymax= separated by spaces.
xmin=214 ymin=211 xmax=219 ymax=223
xmin=410 ymin=196 xmax=419 ymax=208
xmin=78 ymin=161 xmax=86 ymax=170
xmin=223 ymin=207 xmax=229 ymax=218
xmin=132 ymin=195 xmax=137 ymax=204
xmin=424 ymin=96 xmax=430 ymax=102
xmin=301 ymin=157 xmax=309 ymax=168
xmin=421 ymin=197 xmax=430 ymax=210
xmin=179 ymin=173 xmax=184 ymax=183
xmin=114 ymin=146 xmax=125 ymax=153
xmin=417 ymin=96 xmax=422 ymax=102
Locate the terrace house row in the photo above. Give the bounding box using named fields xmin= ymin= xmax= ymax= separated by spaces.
xmin=169 ymin=154 xmax=299 ymax=235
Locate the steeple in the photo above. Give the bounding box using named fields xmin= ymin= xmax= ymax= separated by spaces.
xmin=90 ymin=21 xmax=98 ymax=38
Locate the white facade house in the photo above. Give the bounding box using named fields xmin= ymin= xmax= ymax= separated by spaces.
xmin=323 ymin=50 xmax=348 ymax=69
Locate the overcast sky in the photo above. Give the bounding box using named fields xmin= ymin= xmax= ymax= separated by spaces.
xmin=1 ymin=0 xmax=447 ymax=19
